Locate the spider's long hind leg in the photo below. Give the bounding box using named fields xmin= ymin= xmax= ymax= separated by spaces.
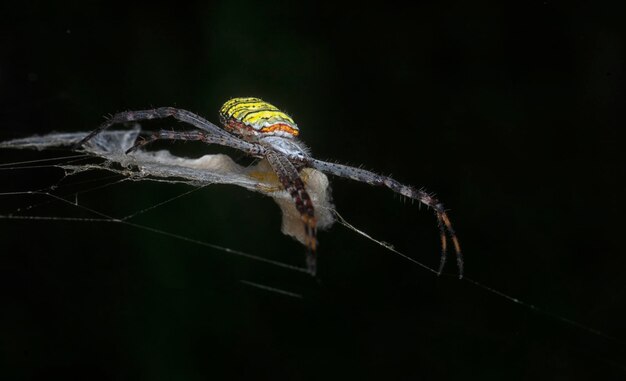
xmin=124 ymin=130 xmax=208 ymax=154
xmin=123 ymin=129 xmax=267 ymax=157
xmin=77 ymin=108 xmax=267 ymax=156
xmin=76 ymin=107 xmax=231 ymax=148
xmin=386 ymin=186 xmax=463 ymax=278
xmin=432 ymin=202 xmax=463 ymax=277
xmin=266 ymin=151 xmax=318 ymax=275
xmin=439 ymin=207 xmax=462 ymax=274
xmin=308 ymin=159 xmax=463 ymax=278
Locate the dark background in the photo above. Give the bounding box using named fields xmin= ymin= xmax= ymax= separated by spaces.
xmin=1 ymin=1 xmax=625 ymax=379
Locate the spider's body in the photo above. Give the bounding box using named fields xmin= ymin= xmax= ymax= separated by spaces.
xmin=219 ymin=97 xmax=309 ymax=159
xmin=219 ymin=97 xmax=300 ymax=139
xmin=78 ymin=97 xmax=463 ymax=277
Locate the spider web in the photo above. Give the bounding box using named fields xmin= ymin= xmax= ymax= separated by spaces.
xmin=0 ymin=131 xmax=623 ymax=353
xmin=0 ymin=129 xmax=335 ymax=299
xmin=1 ymin=129 xmax=335 ymax=252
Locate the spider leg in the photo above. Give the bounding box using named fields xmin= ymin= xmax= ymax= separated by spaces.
xmin=266 ymin=151 xmax=318 ymax=275
xmin=77 ymin=107 xmax=233 ymax=147
xmin=307 ymin=159 xmax=463 ymax=278
xmin=124 ymin=129 xmax=267 ymax=157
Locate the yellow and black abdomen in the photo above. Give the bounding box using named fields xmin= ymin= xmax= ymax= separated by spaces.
xmin=219 ymin=97 xmax=299 ymax=137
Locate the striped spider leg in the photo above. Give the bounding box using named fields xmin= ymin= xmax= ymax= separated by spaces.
xmin=124 ymin=129 xmax=266 ymax=157
xmin=265 ymin=151 xmax=318 ymax=274
xmin=78 ymin=107 xmax=232 ymax=146
xmin=306 ymin=159 xmax=463 ymax=278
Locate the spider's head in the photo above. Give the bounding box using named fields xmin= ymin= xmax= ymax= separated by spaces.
xmin=219 ymin=97 xmax=299 ymax=140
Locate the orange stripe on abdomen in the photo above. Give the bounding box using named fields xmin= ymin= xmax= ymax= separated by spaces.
xmin=259 ymin=123 xmax=299 ymax=136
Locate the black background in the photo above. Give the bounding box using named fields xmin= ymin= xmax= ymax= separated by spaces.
xmin=1 ymin=1 xmax=625 ymax=379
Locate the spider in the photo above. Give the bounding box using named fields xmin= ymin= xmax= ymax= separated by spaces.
xmin=77 ymin=97 xmax=463 ymax=277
